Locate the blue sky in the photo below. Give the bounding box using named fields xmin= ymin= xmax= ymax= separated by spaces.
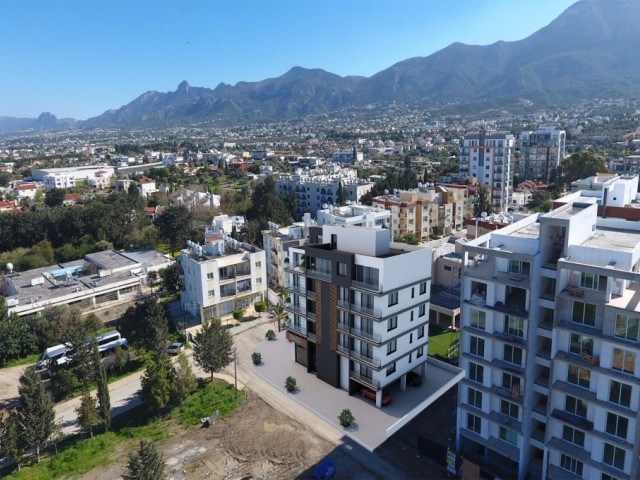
xmin=1 ymin=0 xmax=577 ymax=120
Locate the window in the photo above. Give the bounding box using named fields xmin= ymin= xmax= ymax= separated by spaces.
xmin=503 ymin=344 xmax=523 ymax=366
xmin=602 ymin=474 xmax=621 ymax=480
xmin=337 ymin=262 xmax=347 ymax=276
xmin=508 ymin=260 xmax=530 ymax=276
xmin=411 ymin=287 xmax=415 ymax=299
xmin=420 ymin=282 xmax=427 ymax=295
xmin=470 ymin=336 xmax=485 ymax=358
xmin=470 ymin=309 xmax=486 ymax=330
xmin=612 ymin=348 xmax=635 ymax=374
xmin=560 ymin=454 xmax=583 ymax=476
xmin=255 ymin=261 xmax=261 ymax=269
xmin=609 ymin=380 xmax=632 ymax=408
xmin=416 ymin=345 xmax=424 ymax=358
xmin=207 ymin=289 xmax=215 ymax=298
xmin=603 ymin=443 xmax=625 ymax=471
xmin=572 ymin=301 xmax=596 ymax=326
xmin=500 ymin=400 xmax=519 ymax=419
xmin=615 ymin=314 xmax=639 ymax=341
xmin=499 ymin=426 xmax=517 ymax=445
xmin=419 ymin=304 xmax=426 ymax=317
xmin=469 ymin=362 xmax=484 ymax=384
xmin=387 ymin=340 xmax=397 ymax=355
xmin=565 ymin=395 xmax=587 ymax=418
xmin=411 ymin=311 xmax=414 ymax=321
xmin=256 ymin=278 xmax=262 ymax=285
xmin=418 ymin=325 xmax=425 ymax=339
xmin=410 ymin=333 xmax=413 ymax=344
xmin=580 ymin=272 xmax=606 ymax=290
xmin=570 ymin=334 xmax=593 ymax=356
xmin=468 ymin=388 xmax=482 ymax=409
xmin=388 ymin=292 xmax=399 ymax=307
xmin=207 ymin=272 xmax=214 ymax=280
xmin=502 ymin=372 xmax=520 ymax=391
xmin=567 ymin=364 xmax=591 ymax=388
xmin=606 ymin=412 xmax=628 ymax=439
xmin=562 ymin=425 xmax=585 ymax=447
xmin=386 ymin=362 xmax=396 ymax=376
xmin=387 ymin=316 xmax=397 ymax=332
xmin=467 ymin=413 xmax=481 ymax=434
xmin=504 ymin=316 xmax=524 ymax=337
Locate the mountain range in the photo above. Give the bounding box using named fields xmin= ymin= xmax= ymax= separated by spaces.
xmin=2 ymin=0 xmax=640 ymax=133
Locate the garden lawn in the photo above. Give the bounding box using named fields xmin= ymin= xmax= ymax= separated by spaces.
xmin=428 ymin=325 xmax=460 ymax=359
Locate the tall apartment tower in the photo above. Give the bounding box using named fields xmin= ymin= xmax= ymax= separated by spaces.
xmin=284 ymin=224 xmax=432 ymax=407
xmin=456 ymin=202 xmax=640 ymax=480
xmin=459 ymin=129 xmax=515 ymax=212
xmin=518 ymin=126 xmax=566 ymax=183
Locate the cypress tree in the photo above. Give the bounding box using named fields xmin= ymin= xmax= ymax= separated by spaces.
xmin=94 ymin=345 xmax=111 ymax=432
xmin=0 ymin=409 xmax=25 ymax=471
xmin=124 ymin=439 xmax=167 ymax=480
xmin=18 ymin=367 xmax=55 ymax=463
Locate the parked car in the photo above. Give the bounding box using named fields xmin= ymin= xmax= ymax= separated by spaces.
xmin=360 ymin=387 xmax=392 ymax=405
xmin=407 ymin=371 xmax=423 ymax=387
xmin=166 ymin=342 xmax=185 ymax=355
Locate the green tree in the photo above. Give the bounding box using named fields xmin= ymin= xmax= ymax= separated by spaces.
xmin=76 ymin=392 xmax=100 ymax=438
xmin=139 ymin=356 xmax=173 ymax=416
xmin=124 ymin=439 xmax=167 ymax=480
xmin=0 ymin=314 xmax=38 ymax=365
xmin=551 ymin=151 xmax=608 ymax=193
xmin=0 ymin=409 xmax=25 ymax=471
xmin=160 ymin=263 xmax=182 ymax=293
xmin=171 ymin=352 xmax=197 ymax=404
xmin=18 ymin=366 xmax=56 ymax=463
xmin=270 ymin=304 xmax=288 ymax=332
xmin=155 ymin=205 xmax=193 ymax=256
xmin=474 ymin=184 xmax=493 ymax=217
xmin=336 ymin=181 xmax=348 ymax=206
xmin=141 ymin=297 xmax=170 ymax=357
xmin=94 ymin=345 xmax=112 ymax=432
xmin=44 ymin=188 xmax=66 ymax=208
xmin=192 ymin=319 xmax=234 ymax=381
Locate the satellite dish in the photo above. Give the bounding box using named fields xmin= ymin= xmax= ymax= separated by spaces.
xmin=6 ymin=262 xmax=13 ymax=273
xmin=480 ymin=212 xmax=488 ymax=219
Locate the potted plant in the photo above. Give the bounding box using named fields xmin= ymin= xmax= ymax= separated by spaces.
xmin=251 ymin=352 xmax=262 ymax=365
xmin=338 ymin=409 xmax=355 ymax=427
xmin=285 ymin=376 xmax=297 ymax=392
xmin=265 ymin=329 xmax=276 ymax=341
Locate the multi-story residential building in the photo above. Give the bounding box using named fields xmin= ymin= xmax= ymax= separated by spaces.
xmin=332 ymin=150 xmax=363 ymax=164
xmin=316 ymin=203 xmax=391 ymax=229
xmin=262 ymin=217 xmax=311 ymax=289
xmin=372 ymin=186 xmax=467 ymax=242
xmin=459 ymin=129 xmax=515 ymax=212
xmin=284 ymin=224 xmax=432 ymax=407
xmin=179 ymin=234 xmax=266 ymax=331
xmin=456 ymin=201 xmax=640 ymax=480
xmin=518 ymin=126 xmax=566 ymax=183
xmin=12 ymin=182 xmax=38 ymax=200
xmin=275 ymin=166 xmax=374 ymax=220
xmin=44 ymin=173 xmax=76 ymax=190
xmin=138 ymin=177 xmax=157 ymax=198
xmin=210 ymin=214 xmax=246 ymax=236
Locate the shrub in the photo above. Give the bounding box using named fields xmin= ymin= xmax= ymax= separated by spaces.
xmin=51 ymin=368 xmax=80 ymax=401
xmin=338 ymin=408 xmax=355 ymax=427
xmin=254 ymin=301 xmax=267 ymax=316
xmin=251 ymin=352 xmax=262 ymax=365
xmin=265 ymin=329 xmax=276 ymax=341
xmin=285 ymin=376 xmax=297 ymax=392
xmin=233 ymin=308 xmax=244 ymax=322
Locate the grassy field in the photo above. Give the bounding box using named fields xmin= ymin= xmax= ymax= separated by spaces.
xmin=428 ymin=324 xmax=460 ymax=359
xmin=5 ymin=380 xmax=244 ymax=480
xmin=1 ymin=353 xmax=40 ymax=369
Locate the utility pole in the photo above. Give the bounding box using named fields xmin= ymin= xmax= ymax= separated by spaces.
xmin=234 ymin=349 xmax=238 ymax=398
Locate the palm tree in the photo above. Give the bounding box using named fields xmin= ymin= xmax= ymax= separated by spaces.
xmin=270 ymin=304 xmax=288 ymax=332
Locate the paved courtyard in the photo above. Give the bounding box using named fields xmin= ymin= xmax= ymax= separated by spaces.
xmin=251 ymin=330 xmax=463 ymax=451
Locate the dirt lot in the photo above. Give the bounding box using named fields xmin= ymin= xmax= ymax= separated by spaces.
xmin=86 ymin=389 xmax=379 ymax=480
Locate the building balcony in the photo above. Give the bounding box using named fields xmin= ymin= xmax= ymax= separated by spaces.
xmin=285 ymin=283 xmax=307 ymax=296
xmin=285 ymin=321 xmax=307 ymax=337
xmin=284 ymin=264 xmax=305 ymax=275
xmin=336 ymin=322 xmax=382 ymax=344
xmin=491 ymin=384 xmax=523 ymax=403
xmin=336 ymin=299 xmax=383 ymax=320
xmin=306 ymin=269 xmax=331 ymax=281
xmin=351 ymin=279 xmax=382 ymax=293
xmin=493 ymin=330 xmax=526 ymax=346
xmin=337 ymin=344 xmax=381 ymax=368
xmin=349 ymin=370 xmax=380 ymax=390
xmin=285 ymin=303 xmax=307 ymax=316
xmin=236 ymin=268 xmax=252 ymax=278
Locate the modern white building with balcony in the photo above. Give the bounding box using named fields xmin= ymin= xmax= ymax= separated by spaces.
xmin=284 ymin=224 xmax=432 ymax=407
xmin=456 ymin=201 xmax=640 ymax=480
xmin=178 ymin=234 xmax=266 ymax=331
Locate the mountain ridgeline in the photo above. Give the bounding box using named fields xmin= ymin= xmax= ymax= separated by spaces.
xmin=3 ymin=0 xmax=640 ymax=132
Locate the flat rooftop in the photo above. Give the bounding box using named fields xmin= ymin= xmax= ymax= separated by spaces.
xmin=509 ymin=222 xmax=540 ymax=239
xmin=253 ymin=331 xmax=464 ymax=452
xmin=85 ymin=250 xmax=138 ymax=271
xmin=582 ymin=228 xmax=640 ymax=251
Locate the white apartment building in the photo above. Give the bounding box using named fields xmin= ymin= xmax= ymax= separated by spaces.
xmin=275 ymin=166 xmax=374 ymax=220
xmin=32 ymin=165 xmax=115 ymax=183
xmin=456 ymin=201 xmax=640 ymax=480
xmin=459 ymin=129 xmax=515 ymax=212
xmin=179 ymin=234 xmax=266 ymax=331
xmin=138 ymin=177 xmax=157 ymax=198
xmin=44 ymin=173 xmax=75 ymax=190
xmin=316 ymin=204 xmax=391 ymax=229
xmin=210 ymin=214 xmax=246 ymax=235
xmin=518 ymin=126 xmax=566 ymax=183
xmin=284 ymin=224 xmax=432 ymax=407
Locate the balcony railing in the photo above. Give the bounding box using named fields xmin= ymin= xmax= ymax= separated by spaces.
xmin=336 ymin=322 xmax=382 ymax=343
xmin=306 ymin=269 xmax=331 ymax=280
xmin=351 ymin=279 xmax=382 ymax=293
xmin=285 ymin=321 xmax=307 ymax=336
xmin=285 ymin=303 xmax=307 ymax=316
xmin=336 ymin=344 xmax=381 ymax=368
xmin=349 ymin=370 xmax=380 ymax=390
xmin=285 ymin=284 xmax=307 ymax=296
xmin=336 ymin=299 xmax=383 ymax=319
